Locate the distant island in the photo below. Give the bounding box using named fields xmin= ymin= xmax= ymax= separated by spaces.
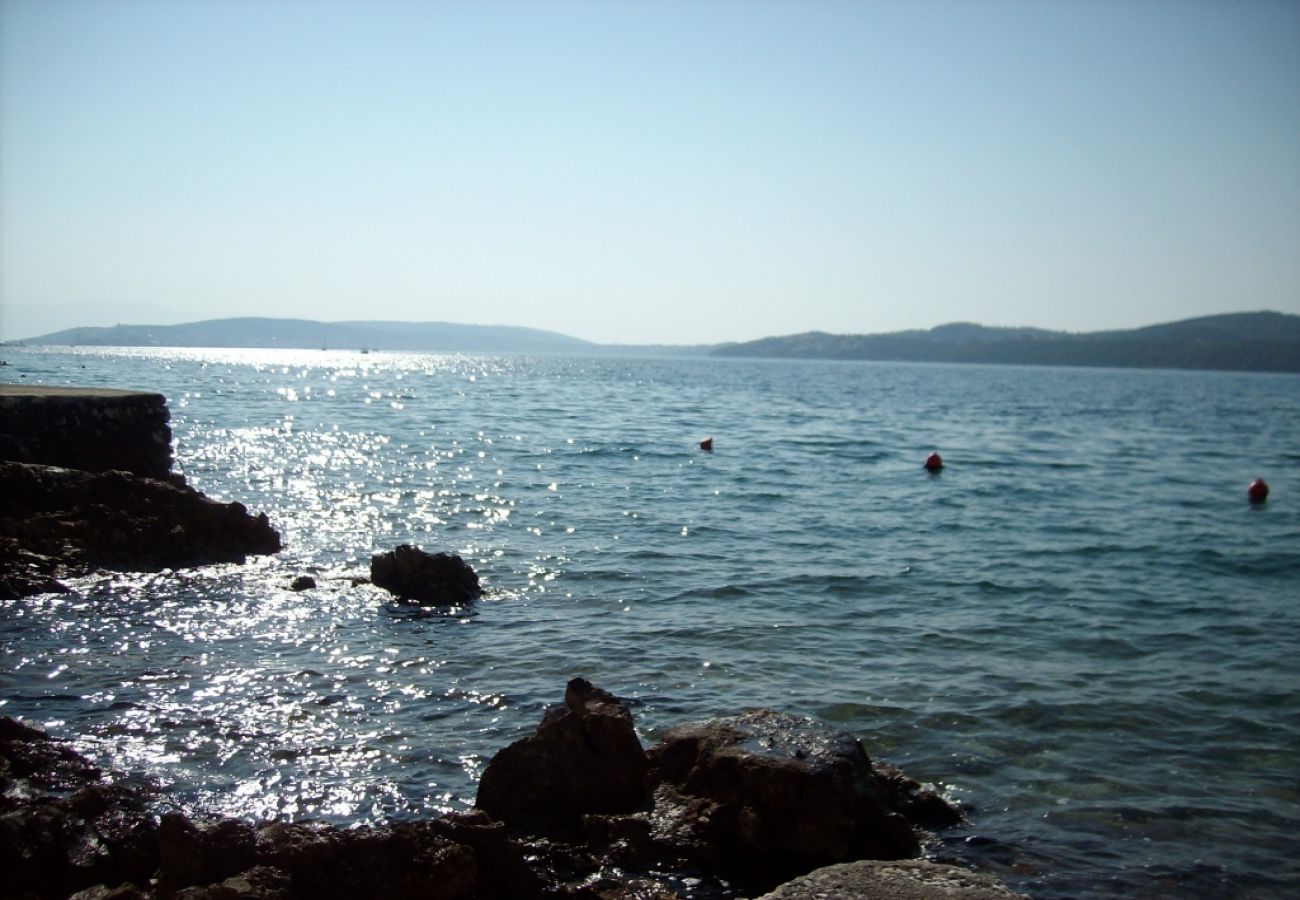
xmin=10 ymin=311 xmax=1300 ymax=373
xmin=15 ymin=317 xmax=612 ymax=355
xmin=712 ymin=311 xmax=1300 ymax=373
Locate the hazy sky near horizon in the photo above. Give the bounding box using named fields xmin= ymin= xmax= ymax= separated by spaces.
xmin=2 ymin=0 xmax=1297 ymax=344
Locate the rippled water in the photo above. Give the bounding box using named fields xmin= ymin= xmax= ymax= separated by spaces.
xmin=3 ymin=346 xmax=1299 ymax=898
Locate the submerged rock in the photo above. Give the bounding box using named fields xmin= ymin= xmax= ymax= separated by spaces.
xmin=369 ymin=544 xmax=481 ymax=604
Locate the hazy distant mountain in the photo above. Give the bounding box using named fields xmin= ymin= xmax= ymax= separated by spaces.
xmin=18 ymin=317 xmax=598 ymax=354
xmin=13 ymin=312 xmax=1300 ymax=372
xmin=712 ymin=312 xmax=1300 ymax=373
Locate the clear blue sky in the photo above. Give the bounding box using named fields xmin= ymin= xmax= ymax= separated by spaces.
xmin=2 ymin=0 xmax=1297 ymax=344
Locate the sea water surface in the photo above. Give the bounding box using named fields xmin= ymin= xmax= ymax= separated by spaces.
xmin=2 ymin=346 xmax=1298 ymax=898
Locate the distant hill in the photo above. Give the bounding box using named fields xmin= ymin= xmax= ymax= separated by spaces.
xmin=19 ymin=317 xmax=599 ymax=354
xmin=712 ymin=312 xmax=1300 ymax=373
xmin=14 ymin=311 xmax=1300 ymax=372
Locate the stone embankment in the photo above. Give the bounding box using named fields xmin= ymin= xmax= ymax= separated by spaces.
xmin=0 ymin=385 xmax=280 ymax=598
xmin=0 ymin=386 xmax=174 ymax=480
xmin=0 ymin=680 xmax=1025 ymax=899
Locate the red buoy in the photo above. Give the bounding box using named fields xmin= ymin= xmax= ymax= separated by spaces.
xmin=924 ymin=452 xmax=943 ymax=472
xmin=699 ymin=437 xmax=713 ymax=452
xmin=1247 ymin=478 xmax=1269 ymax=504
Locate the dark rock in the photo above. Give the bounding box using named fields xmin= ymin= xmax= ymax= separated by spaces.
xmin=171 ymin=865 xmax=292 ymax=900
xmin=1 ymin=718 xmax=480 ymax=900
xmin=644 ymin=709 xmax=943 ymax=891
xmin=369 ymin=544 xmax=481 ymax=604
xmin=1 ymin=714 xmax=103 ymax=790
xmin=0 ymin=717 xmax=160 ymax=898
xmin=289 ymin=575 xmax=316 ymax=591
xmin=157 ymin=813 xmax=258 ymax=895
xmin=430 ymin=809 xmax=545 ymax=899
xmin=68 ymin=884 xmax=149 ymax=900
xmin=471 ymin=684 xmax=966 ymax=895
xmin=476 ymin=678 xmax=649 ymax=825
xmin=0 ymin=537 xmax=70 ymax=598
xmin=876 ymin=761 xmax=965 ymax=829
xmin=70 ymin=783 xmax=161 ymax=890
xmin=0 ymin=461 xmax=282 ymax=598
xmin=253 ymin=820 xmax=476 ymax=900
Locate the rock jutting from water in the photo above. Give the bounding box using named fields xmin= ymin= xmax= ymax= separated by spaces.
xmin=478 ymin=678 xmax=967 ymax=895
xmin=369 ymin=543 xmax=482 ymax=604
xmin=476 ymin=677 xmax=651 ymax=823
xmin=0 ymin=385 xmax=282 ymax=600
xmin=0 ymin=679 xmax=1023 ymax=899
xmin=0 ymin=460 xmax=282 ymax=600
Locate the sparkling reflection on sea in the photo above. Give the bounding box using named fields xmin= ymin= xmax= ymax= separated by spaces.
xmin=2 ymin=346 xmax=1299 ymax=899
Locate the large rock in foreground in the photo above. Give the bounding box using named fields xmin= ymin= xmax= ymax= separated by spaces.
xmin=0 ymin=461 xmax=282 ymax=599
xmin=645 ymin=709 xmax=939 ymax=888
xmin=475 ymin=680 xmax=963 ymax=895
xmin=476 ymin=678 xmax=649 ymax=824
xmin=369 ymin=544 xmax=481 ymax=604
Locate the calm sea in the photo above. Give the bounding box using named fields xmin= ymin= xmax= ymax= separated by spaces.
xmin=3 ymin=346 xmax=1298 ymax=898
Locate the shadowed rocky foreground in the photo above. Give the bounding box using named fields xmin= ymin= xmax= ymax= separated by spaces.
xmin=1 ymin=680 xmax=1023 ymax=900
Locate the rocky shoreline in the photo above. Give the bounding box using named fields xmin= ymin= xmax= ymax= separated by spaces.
xmin=1 ymin=387 xmax=1023 ymax=897
xmin=2 ymin=680 xmax=1022 ymax=899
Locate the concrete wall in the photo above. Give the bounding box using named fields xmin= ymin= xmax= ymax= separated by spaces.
xmin=0 ymin=385 xmax=173 ymax=480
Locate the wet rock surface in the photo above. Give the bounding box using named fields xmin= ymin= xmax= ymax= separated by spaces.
xmin=2 ymin=680 xmax=1012 ymax=899
xmin=481 ymin=679 xmax=969 ymax=897
xmin=641 ymin=709 xmax=929 ymax=889
xmin=0 ymin=461 xmax=282 ymax=599
xmin=755 ymin=859 xmax=1027 ymax=899
xmin=369 ymin=544 xmax=482 ymax=604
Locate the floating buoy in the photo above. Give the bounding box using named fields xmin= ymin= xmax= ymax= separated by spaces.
xmin=1247 ymin=478 xmax=1269 ymax=504
xmin=924 ymin=452 xmax=943 ymax=472
xmin=699 ymin=437 xmax=713 ymax=452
